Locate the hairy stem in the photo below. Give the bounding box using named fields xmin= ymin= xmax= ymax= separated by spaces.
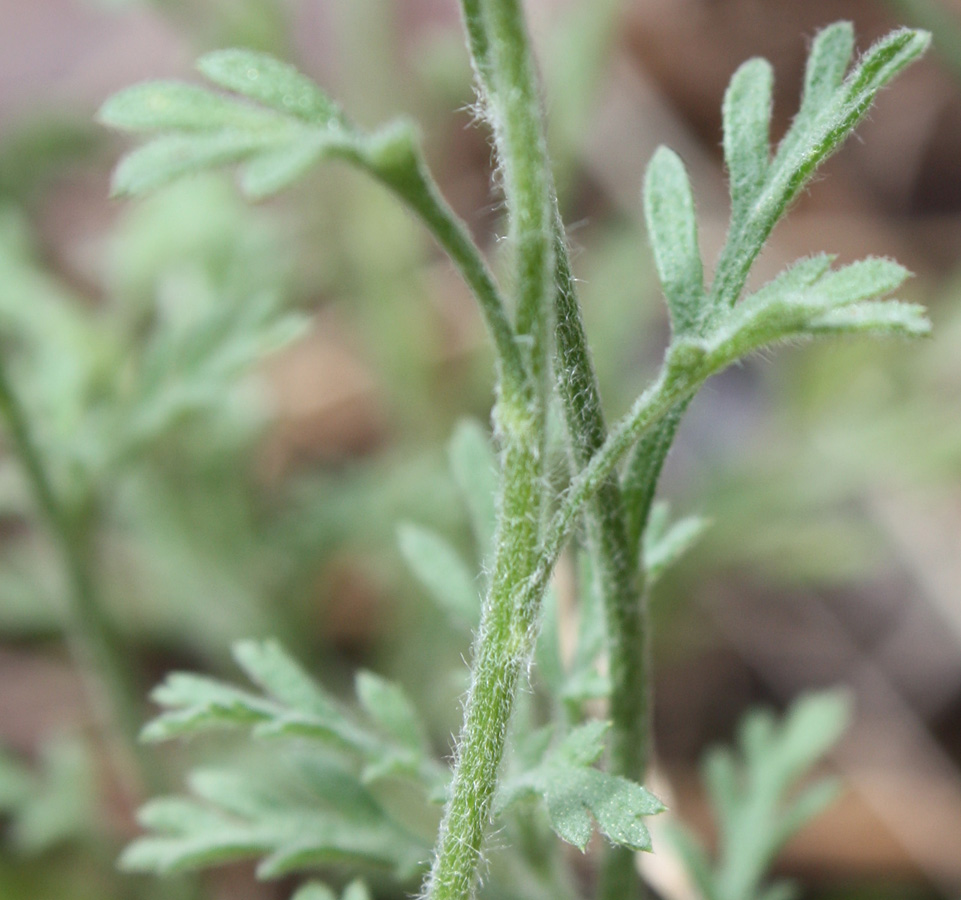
xmin=475 ymin=0 xmax=554 ymax=424
xmin=0 ymin=360 xmax=157 ymax=796
xmin=425 ymin=2 xmax=556 ymax=897
xmin=553 ymin=228 xmax=649 ymax=900
xmin=425 ymin=427 xmax=542 ymax=900
xmin=375 ymin=150 xmax=529 ymax=399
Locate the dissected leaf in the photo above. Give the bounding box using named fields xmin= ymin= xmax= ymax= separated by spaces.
xmin=120 ymin=759 xmax=427 ymax=879
xmin=141 ymin=639 xmax=444 ymax=794
xmin=667 ymin=691 xmax=851 ymax=900
xmin=799 ymin=22 xmax=856 ymax=118
xmin=497 ymin=721 xmax=664 ymax=852
xmin=805 ymin=301 xmax=930 ymax=338
xmin=99 ymin=52 xmax=429 ymax=201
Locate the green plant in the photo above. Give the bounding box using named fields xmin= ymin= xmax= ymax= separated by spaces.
xmin=90 ymin=6 xmax=929 ymax=900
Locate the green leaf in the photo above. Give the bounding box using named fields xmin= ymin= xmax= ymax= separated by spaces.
xmin=98 ymin=81 xmax=281 ymax=132
xmin=233 ymin=638 xmax=339 ymax=720
xmin=98 ymin=52 xmax=386 ymax=199
xmin=798 ymin=258 xmax=910 ymax=311
xmin=6 ymin=738 xmax=97 ymax=854
xmin=644 ymin=146 xmax=705 ymax=335
xmin=239 ymin=137 xmax=329 ymax=198
xmin=772 ymin=690 xmax=850 ymax=780
xmin=141 ymin=672 xmax=277 ymax=741
xmin=805 ymin=301 xmax=930 ymax=337
xmin=798 ymin=22 xmax=855 ymax=119
xmin=197 ymin=49 xmax=344 ymax=126
xmin=773 ymin=778 xmax=840 ymax=849
xmin=707 ymin=25 xmax=928 ymax=315
xmin=397 ymin=522 xmax=479 ymax=629
xmin=292 ymin=884 xmax=338 ymax=900
xmin=292 ymin=880 xmax=370 ymax=900
xmin=723 ymin=58 xmax=773 ymax=222
xmin=355 ymin=670 xmax=426 ymax=752
xmin=715 ymin=253 xmax=927 ymax=361
xmin=447 ymin=418 xmax=498 ymax=555
xmin=661 ymin=822 xmax=717 ymax=900
xmin=109 ymin=132 xmax=282 ymax=196
xmin=497 ymin=722 xmax=664 ymax=852
xmin=694 ymin=691 xmax=851 ymax=900
xmin=140 ymin=639 xmax=445 ymax=795
xmin=772 ymin=27 xmax=931 ymax=214
xmin=120 ymin=758 xmax=428 ymax=880
xmin=643 ymin=502 xmax=710 ymax=584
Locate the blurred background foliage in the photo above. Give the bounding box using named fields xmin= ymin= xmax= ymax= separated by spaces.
xmin=0 ymin=0 xmax=959 ymax=898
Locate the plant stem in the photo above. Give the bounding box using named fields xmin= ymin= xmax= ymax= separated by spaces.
xmin=375 ymin=148 xmax=529 ymax=399
xmin=552 ymin=228 xmax=650 ymax=900
xmin=425 ymin=427 xmax=543 ymax=900
xmin=0 ymin=359 xmax=157 ymax=796
xmin=425 ymin=2 xmax=556 ymax=898
xmin=470 ymin=0 xmax=554 ymax=418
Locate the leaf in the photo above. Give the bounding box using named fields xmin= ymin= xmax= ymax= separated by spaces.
xmin=643 ymin=502 xmax=710 ymax=584
xmin=644 ymin=146 xmax=705 ymax=335
xmin=795 ymin=258 xmax=910 ymax=312
xmin=99 ymin=51 xmax=427 ymax=200
xmin=771 ymin=27 xmax=931 ymax=216
xmin=497 ymin=722 xmax=664 ymax=852
xmin=3 ymin=738 xmax=97 ymax=854
xmin=233 ymin=638 xmax=339 ymax=720
xmin=716 ymin=254 xmax=927 ymax=362
xmin=292 ymin=880 xmax=370 ymax=900
xmin=661 ymin=822 xmax=717 ymax=900
xmin=355 ymin=670 xmax=427 ymax=752
xmin=99 ymin=82 xmax=281 ymax=132
xmin=140 ymin=639 xmax=444 ymax=794
xmin=692 ymin=691 xmax=851 ymax=900
xmin=397 ymin=522 xmax=480 ymax=629
xmin=706 ymin=25 xmax=928 ymax=315
xmin=723 ymin=58 xmax=773 ymax=222
xmin=197 ymin=49 xmax=344 ymax=126
xmin=771 ymin=690 xmax=850 ymax=780
xmin=109 ymin=132 xmax=283 ymax=196
xmin=447 ymin=418 xmax=498 ymax=555
xmin=292 ymin=885 xmax=338 ymax=900
xmin=805 ymin=301 xmax=930 ymax=338
xmin=120 ymin=758 xmax=427 ymax=879
xmin=799 ymin=22 xmax=855 ymax=118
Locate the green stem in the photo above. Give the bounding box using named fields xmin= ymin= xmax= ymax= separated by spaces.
xmin=0 ymin=359 xmax=157 ymax=796
xmin=425 ymin=428 xmax=543 ymax=900
xmin=552 ymin=227 xmax=649 ymax=900
xmin=372 ymin=144 xmax=529 ymax=399
xmin=476 ymin=0 xmax=554 ymax=421
xmin=425 ymin=2 xmax=556 ymax=898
